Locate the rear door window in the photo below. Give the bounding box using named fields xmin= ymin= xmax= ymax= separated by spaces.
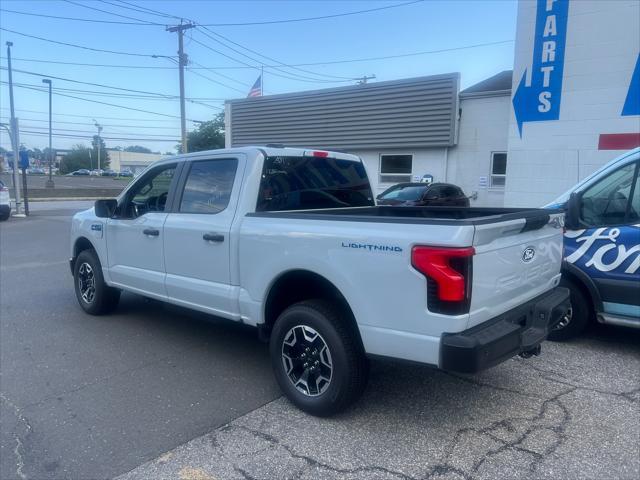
xmin=257 ymin=156 xmax=374 ymax=212
xmin=179 ymin=158 xmax=238 ymax=214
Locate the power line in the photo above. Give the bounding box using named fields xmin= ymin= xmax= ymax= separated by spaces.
xmin=189 ymin=35 xmax=344 ymax=84
xmin=186 ymin=67 xmax=247 ymax=95
xmin=109 ymin=0 xmax=425 ymax=27
xmin=189 ymin=59 xmax=252 ymax=89
xmin=108 ymin=0 xmax=356 ymax=82
xmin=0 ymin=107 xmax=183 ymax=122
xmin=193 ymin=28 xmax=353 ymax=83
xmin=62 ymin=0 xmax=161 ymax=25
xmin=6 ymin=83 xmax=203 ymax=121
xmin=0 ymin=27 xmax=173 ymax=58
xmin=1 ymin=39 xmax=514 ymax=70
xmin=2 ymin=81 xmax=224 ymax=111
xmin=0 ymin=7 xmax=159 ymax=25
xmin=18 ymin=130 xmax=180 ymax=142
xmin=17 ymin=125 xmax=179 ymax=137
xmin=107 ymin=0 xmax=179 ymax=19
xmin=0 ymin=67 xmax=206 ymax=101
xmin=110 ymin=0 xmax=180 ymax=19
xmin=0 ymin=117 xmax=182 ymax=129
xmin=197 ymin=26 xmax=354 ymax=81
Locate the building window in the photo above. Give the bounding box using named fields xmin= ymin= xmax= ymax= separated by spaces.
xmin=490 ymin=152 xmax=507 ymax=188
xmin=380 ymin=154 xmax=412 ymax=183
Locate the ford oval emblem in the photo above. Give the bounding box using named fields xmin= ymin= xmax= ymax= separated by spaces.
xmin=522 ymin=246 xmax=536 ymax=263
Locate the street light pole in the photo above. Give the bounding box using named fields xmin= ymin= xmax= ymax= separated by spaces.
xmin=6 ymin=41 xmax=22 ymax=216
xmin=42 ymin=78 xmax=54 ymax=188
xmin=93 ymin=120 xmax=103 ymax=171
xmin=167 ymin=22 xmax=195 ymax=154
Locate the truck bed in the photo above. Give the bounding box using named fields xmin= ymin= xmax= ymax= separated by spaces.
xmin=248 ymin=206 xmax=557 ymax=228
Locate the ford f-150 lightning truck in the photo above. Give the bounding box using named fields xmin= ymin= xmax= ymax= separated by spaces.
xmin=70 ymin=146 xmax=570 ymax=415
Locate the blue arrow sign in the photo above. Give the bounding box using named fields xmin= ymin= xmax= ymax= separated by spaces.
xmin=622 ymin=54 xmax=640 ymax=116
xmin=513 ymin=0 xmax=570 ymax=137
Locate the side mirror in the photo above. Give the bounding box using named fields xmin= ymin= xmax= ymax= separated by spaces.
xmin=376 ymin=194 xmax=382 ymax=200
xmin=565 ymin=192 xmax=581 ymax=230
xmin=94 ymin=199 xmax=117 ymax=218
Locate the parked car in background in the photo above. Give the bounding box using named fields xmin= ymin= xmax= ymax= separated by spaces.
xmin=101 ymin=169 xmax=118 ymax=177
xmin=27 ymin=167 xmax=46 ymax=175
xmin=118 ymin=170 xmax=133 ymax=177
xmin=90 ymin=169 xmax=104 ymax=176
xmin=546 ymin=147 xmax=639 ymax=340
xmin=0 ymin=180 xmax=11 ymax=221
xmin=377 ymin=182 xmax=470 ymax=207
xmin=67 ymin=169 xmax=91 ymax=176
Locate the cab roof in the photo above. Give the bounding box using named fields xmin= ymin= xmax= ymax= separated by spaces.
xmin=158 ymin=146 xmax=361 ymax=164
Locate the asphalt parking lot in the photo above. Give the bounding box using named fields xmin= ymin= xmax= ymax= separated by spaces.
xmin=1 ymin=203 xmax=639 ymax=480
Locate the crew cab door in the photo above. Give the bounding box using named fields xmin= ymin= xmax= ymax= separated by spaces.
xmin=163 ymin=156 xmax=244 ymax=318
xmin=106 ymin=162 xmax=179 ymax=297
xmin=564 ymin=159 xmax=640 ymax=320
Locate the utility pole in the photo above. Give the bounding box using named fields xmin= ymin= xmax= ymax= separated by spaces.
xmin=42 ymin=78 xmax=54 ymax=188
xmin=356 ymin=74 xmax=376 ymax=85
xmin=6 ymin=41 xmax=23 ymax=216
xmin=93 ymin=120 xmax=103 ymax=171
xmin=167 ymin=22 xmax=195 ymax=154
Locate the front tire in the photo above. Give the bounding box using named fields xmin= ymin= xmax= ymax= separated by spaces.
xmin=74 ymin=249 xmax=120 ymax=315
xmin=270 ymin=300 xmax=369 ymax=416
xmin=547 ymin=278 xmax=591 ymax=341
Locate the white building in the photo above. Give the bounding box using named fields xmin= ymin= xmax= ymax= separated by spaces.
xmin=107 ymin=150 xmax=164 ymax=174
xmin=225 ymin=0 xmax=640 ymax=207
xmin=505 ymin=0 xmax=640 ymax=206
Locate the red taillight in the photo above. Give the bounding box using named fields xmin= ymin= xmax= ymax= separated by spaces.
xmin=411 ymin=246 xmax=475 ymax=302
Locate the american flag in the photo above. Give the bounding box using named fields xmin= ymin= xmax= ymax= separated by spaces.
xmin=247 ymin=75 xmax=262 ymax=97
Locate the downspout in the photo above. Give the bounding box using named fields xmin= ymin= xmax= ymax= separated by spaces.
xmin=443 ymin=147 xmax=449 ymax=182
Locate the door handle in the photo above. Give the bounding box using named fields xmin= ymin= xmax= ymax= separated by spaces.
xmin=203 ymin=232 xmax=224 ymax=242
xmin=143 ymin=228 xmax=160 ymax=237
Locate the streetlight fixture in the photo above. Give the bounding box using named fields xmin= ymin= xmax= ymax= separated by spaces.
xmin=42 ymin=78 xmax=54 ymax=188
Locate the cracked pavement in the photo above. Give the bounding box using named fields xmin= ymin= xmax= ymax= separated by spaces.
xmin=2 ymin=203 xmax=639 ymax=480
xmin=118 ymin=330 xmax=640 ymax=480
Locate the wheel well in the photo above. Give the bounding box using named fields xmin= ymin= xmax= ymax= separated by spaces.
xmin=263 ymin=270 xmax=363 ymax=348
xmin=561 ymin=268 xmax=597 ymax=317
xmin=74 ymin=237 xmax=95 ymax=258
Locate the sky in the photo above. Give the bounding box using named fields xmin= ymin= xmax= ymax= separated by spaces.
xmin=0 ymin=0 xmax=517 ymax=154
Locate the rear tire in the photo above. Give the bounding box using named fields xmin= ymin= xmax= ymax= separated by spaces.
xmin=74 ymin=249 xmax=120 ymax=315
xmin=270 ymin=300 xmax=369 ymax=416
xmin=547 ymin=278 xmax=591 ymax=341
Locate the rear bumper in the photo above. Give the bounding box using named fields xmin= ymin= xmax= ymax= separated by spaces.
xmin=439 ymin=287 xmax=570 ymax=373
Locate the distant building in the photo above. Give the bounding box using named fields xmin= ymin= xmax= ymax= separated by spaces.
xmin=107 ymin=150 xmax=163 ymax=174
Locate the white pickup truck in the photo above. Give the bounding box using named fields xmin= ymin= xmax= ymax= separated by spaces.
xmin=70 ymin=146 xmax=570 ymax=415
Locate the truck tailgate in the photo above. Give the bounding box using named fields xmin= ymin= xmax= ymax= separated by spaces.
xmin=468 ymin=212 xmax=564 ymax=329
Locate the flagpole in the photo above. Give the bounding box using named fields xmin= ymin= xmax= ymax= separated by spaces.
xmin=261 ymin=65 xmax=264 ymax=94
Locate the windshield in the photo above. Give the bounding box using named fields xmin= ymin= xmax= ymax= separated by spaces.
xmin=257 ymin=156 xmax=374 ymax=212
xmin=380 ymin=185 xmax=426 ymax=201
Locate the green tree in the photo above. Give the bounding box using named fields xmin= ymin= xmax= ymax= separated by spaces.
xmin=179 ymin=113 xmax=225 ymax=153
xmin=124 ymin=145 xmax=153 ymax=154
xmin=59 ymin=144 xmax=91 ymax=174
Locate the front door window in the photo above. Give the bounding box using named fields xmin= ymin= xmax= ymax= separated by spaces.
xmin=120 ymin=164 xmax=176 ymax=218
